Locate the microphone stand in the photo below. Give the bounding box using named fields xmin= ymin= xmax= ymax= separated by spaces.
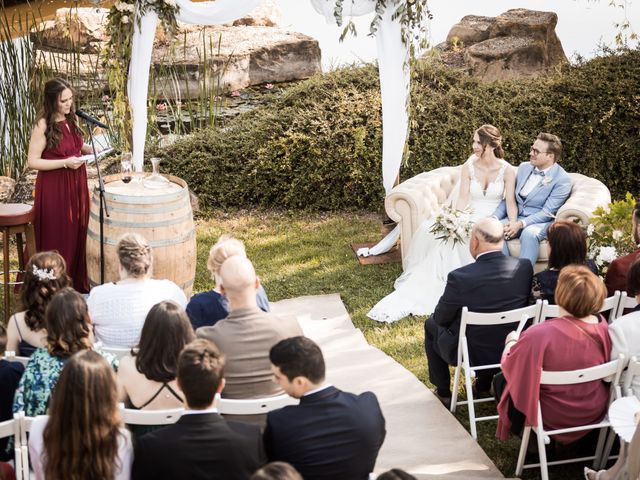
xmin=83 ymin=120 xmax=110 ymax=285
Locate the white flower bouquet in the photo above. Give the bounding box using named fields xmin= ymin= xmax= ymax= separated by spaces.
xmin=430 ymin=204 xmax=474 ymax=246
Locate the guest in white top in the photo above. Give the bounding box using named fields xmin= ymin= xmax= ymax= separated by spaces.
xmin=28 ymin=350 xmax=133 ymax=480
xmin=610 ymin=259 xmax=640 ymax=398
xmin=88 ymin=232 xmax=187 ymax=347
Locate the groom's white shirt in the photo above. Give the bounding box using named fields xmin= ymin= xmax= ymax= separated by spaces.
xmin=519 ymin=165 xmax=554 ymax=197
xmin=518 ymin=164 xmax=554 ymax=228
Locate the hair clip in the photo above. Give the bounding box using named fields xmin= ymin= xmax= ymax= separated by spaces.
xmin=32 ymin=264 xmax=57 ymax=281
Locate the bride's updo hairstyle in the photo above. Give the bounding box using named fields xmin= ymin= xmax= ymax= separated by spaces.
xmin=117 ymin=233 xmax=153 ymax=279
xmin=476 ymin=124 xmax=504 ymax=159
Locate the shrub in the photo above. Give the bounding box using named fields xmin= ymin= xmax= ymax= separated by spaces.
xmin=162 ymin=49 xmax=640 ymax=211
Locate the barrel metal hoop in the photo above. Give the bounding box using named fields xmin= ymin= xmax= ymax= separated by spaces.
xmin=87 ymin=228 xmax=195 ymax=247
xmin=91 ymin=197 xmax=188 ymax=214
xmin=98 ymin=189 xmax=187 ymax=205
xmin=89 ymin=211 xmax=193 ymax=228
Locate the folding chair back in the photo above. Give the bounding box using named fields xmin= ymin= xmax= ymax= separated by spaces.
xmin=451 ymin=302 xmax=541 ymax=439
xmin=0 ymin=415 xmax=21 ymax=479
xmin=3 ymin=352 xmax=30 ymax=366
xmin=219 ymin=394 xmax=299 ymax=415
xmin=538 ymin=292 xmax=621 ymax=324
xmin=119 ymin=406 xmax=184 ymax=426
xmin=616 ymin=292 xmax=639 ymax=318
xmin=515 ymin=357 xmax=625 ymax=480
xmin=100 ymin=346 xmax=131 ymax=360
xmin=19 ymin=414 xmax=36 ymax=480
xmin=623 ymin=356 xmax=640 ymax=398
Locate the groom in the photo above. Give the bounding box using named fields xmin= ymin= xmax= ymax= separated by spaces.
xmin=493 ymin=132 xmax=572 ymax=265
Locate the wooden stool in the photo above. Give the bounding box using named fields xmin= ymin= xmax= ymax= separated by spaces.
xmin=0 ymin=204 xmax=37 ymax=322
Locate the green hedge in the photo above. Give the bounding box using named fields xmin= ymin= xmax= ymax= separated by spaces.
xmin=162 ymin=48 xmax=640 ymax=211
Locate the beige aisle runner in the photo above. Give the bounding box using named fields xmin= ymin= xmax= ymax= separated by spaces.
xmin=271 ymin=294 xmax=504 ymax=480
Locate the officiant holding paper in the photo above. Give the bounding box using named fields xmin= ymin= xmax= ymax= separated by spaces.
xmin=26 ymin=78 xmax=101 ymax=292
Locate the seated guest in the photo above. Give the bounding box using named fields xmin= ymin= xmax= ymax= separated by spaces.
xmin=28 ymin=350 xmax=133 ymax=480
xmin=250 ymin=462 xmax=302 ymax=480
xmin=424 ymin=218 xmax=533 ymax=406
xmin=197 ymin=256 xmax=302 ymax=399
xmin=88 ymin=233 xmax=187 ymax=348
xmin=118 ymin=301 xmax=194 ymax=411
xmin=377 ymin=470 xmax=419 ymax=480
xmin=496 ymin=265 xmax=611 ymax=444
xmin=605 ymin=202 xmax=640 ymax=295
xmin=265 ymin=336 xmax=386 ymax=480
xmin=132 ymin=338 xmax=266 ymax=480
xmin=13 ymin=288 xmax=117 ymax=417
xmin=6 ymin=252 xmax=71 ymax=356
xmin=187 ymin=235 xmax=270 ymax=330
xmin=530 ymin=220 xmax=598 ymax=304
xmin=609 ymin=259 xmax=640 ymax=398
xmin=0 ymin=325 xmax=24 ymax=462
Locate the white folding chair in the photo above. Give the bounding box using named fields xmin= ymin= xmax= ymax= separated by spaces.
xmin=18 ymin=413 xmax=35 ymax=480
xmin=119 ymin=405 xmax=184 ymax=426
xmin=515 ymin=357 xmax=625 ymax=480
xmin=218 ymin=394 xmax=299 ymax=415
xmin=99 ymin=346 xmax=131 ymax=360
xmin=622 ymin=356 xmax=640 ymax=398
xmin=3 ymin=351 xmax=30 ymax=366
xmin=537 ymin=292 xmax=621 ymax=324
xmin=0 ymin=414 xmax=22 ymax=480
xmin=616 ymin=291 xmax=639 ymax=318
xmin=450 ymin=301 xmax=541 ymax=440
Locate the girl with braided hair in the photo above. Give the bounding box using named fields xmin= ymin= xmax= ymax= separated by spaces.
xmin=6 ymin=251 xmax=71 ymax=356
xmin=87 ymin=233 xmax=187 ymax=348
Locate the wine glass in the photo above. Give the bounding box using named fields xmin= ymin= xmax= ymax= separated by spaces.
xmin=121 ymin=152 xmax=133 ymax=184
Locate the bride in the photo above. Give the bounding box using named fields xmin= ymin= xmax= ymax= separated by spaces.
xmin=368 ymin=124 xmax=517 ymax=323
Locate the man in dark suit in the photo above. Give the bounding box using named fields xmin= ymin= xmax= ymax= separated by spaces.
xmin=424 ymin=217 xmax=533 ymax=406
xmin=605 ymin=203 xmax=640 ymax=295
xmin=264 ymin=336 xmax=386 ymax=480
xmin=132 ymin=339 xmax=265 ymax=480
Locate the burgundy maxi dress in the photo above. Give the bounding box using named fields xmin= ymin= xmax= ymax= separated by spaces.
xmin=34 ymin=119 xmax=90 ymax=292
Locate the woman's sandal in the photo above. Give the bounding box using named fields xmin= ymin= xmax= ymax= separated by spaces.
xmin=583 ymin=467 xmax=607 ymax=480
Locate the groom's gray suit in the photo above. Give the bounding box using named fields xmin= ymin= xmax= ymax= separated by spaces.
xmin=493 ymin=161 xmax=571 ymax=265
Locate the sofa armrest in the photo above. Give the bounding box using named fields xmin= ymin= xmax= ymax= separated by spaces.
xmin=556 ymin=173 xmax=611 ymax=225
xmin=385 ymin=167 xmax=461 ymax=267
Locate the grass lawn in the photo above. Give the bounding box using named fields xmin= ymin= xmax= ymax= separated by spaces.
xmin=1 ymin=209 xmax=594 ymax=478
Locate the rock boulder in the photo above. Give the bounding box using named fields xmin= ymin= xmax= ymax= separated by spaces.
xmin=439 ymin=8 xmax=568 ymax=81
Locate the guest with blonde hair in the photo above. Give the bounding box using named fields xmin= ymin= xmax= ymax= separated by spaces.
xmin=186 ymin=234 xmax=269 ymax=329
xmin=88 ymin=233 xmax=187 ymax=348
xmin=6 ymin=251 xmax=71 ymax=356
xmin=28 ymin=350 xmax=133 ymax=480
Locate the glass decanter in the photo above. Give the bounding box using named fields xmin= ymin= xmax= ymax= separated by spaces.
xmin=143 ymin=157 xmax=170 ymax=189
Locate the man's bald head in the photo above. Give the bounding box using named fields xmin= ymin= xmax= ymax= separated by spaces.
xmin=219 ymin=256 xmax=257 ymax=295
xmin=470 ymin=217 xmax=505 ymax=258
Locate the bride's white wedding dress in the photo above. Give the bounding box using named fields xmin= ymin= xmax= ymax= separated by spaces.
xmin=368 ymin=156 xmax=509 ymax=323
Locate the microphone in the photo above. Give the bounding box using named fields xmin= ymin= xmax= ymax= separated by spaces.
xmin=75 ymin=109 xmax=109 ymax=129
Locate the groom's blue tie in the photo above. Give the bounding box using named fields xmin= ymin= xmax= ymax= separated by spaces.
xmin=532 ymin=169 xmax=545 ymax=176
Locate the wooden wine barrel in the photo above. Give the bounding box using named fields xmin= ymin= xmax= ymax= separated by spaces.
xmin=87 ymin=174 xmax=196 ymax=297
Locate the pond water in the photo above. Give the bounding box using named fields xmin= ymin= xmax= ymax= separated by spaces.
xmin=3 ymin=0 xmax=638 ymax=70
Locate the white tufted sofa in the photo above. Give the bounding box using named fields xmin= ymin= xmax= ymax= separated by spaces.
xmin=385 ymin=166 xmax=611 ymax=272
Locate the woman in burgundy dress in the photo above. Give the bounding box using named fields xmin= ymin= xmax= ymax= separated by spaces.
xmin=27 ymin=78 xmax=93 ymax=292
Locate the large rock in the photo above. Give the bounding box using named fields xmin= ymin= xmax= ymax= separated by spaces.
xmin=0 ymin=177 xmax=16 ymax=203
xmin=31 ymin=1 xmax=320 ymax=97
xmin=439 ymin=9 xmax=567 ymax=81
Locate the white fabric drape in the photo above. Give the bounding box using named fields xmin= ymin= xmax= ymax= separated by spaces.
xmin=310 ymin=0 xmax=409 ymax=194
xmin=312 ymin=0 xmax=410 ymax=257
xmin=128 ymin=0 xmax=261 ymax=170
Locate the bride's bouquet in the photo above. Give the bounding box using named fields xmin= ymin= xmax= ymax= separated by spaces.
xmin=430 ymin=205 xmax=474 ymax=246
